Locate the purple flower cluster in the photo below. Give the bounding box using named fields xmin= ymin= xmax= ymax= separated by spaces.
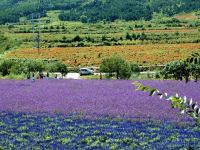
xmin=0 ymin=79 xmax=200 ymax=122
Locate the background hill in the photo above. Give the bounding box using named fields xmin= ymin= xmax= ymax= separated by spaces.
xmin=0 ymin=0 xmax=200 ymax=24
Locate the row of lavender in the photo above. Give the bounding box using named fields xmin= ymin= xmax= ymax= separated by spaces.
xmin=0 ymin=79 xmax=200 ymax=122
xmin=1 ymin=112 xmax=199 ymax=149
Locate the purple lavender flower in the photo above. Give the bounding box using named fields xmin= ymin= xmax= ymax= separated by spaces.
xmin=0 ymin=79 xmax=199 ymax=122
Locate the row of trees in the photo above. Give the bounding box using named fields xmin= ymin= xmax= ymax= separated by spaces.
xmin=0 ymin=59 xmax=68 ymax=77
xmin=99 ymin=52 xmax=200 ymax=81
xmin=0 ymin=57 xmax=140 ymax=80
xmin=0 ymin=53 xmax=199 ymax=81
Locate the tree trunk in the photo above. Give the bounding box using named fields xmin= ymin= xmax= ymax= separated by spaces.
xmin=116 ymin=71 xmax=119 ymax=79
xmin=195 ymin=76 xmax=198 ymax=82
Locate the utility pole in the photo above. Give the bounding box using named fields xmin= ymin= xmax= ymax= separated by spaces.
xmin=32 ymin=0 xmax=42 ymax=55
xmin=37 ymin=0 xmax=41 ymax=55
xmin=36 ymin=12 xmax=41 ymax=55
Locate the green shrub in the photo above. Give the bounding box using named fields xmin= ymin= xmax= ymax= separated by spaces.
xmin=100 ymin=55 xmax=132 ymax=79
xmin=0 ymin=59 xmax=15 ymax=76
xmin=126 ymin=32 xmax=132 ymax=40
xmin=72 ymin=35 xmax=82 ymax=42
xmin=48 ymin=61 xmax=68 ymax=76
xmin=10 ymin=62 xmax=27 ymax=75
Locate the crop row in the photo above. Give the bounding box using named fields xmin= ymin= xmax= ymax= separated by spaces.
xmin=0 ymin=112 xmax=200 ymax=149
xmin=6 ymin=43 xmax=200 ymax=66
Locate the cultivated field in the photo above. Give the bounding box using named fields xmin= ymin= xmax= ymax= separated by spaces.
xmin=0 ymin=79 xmax=200 ymax=149
xmin=6 ymin=43 xmax=200 ymax=66
xmin=1 ymin=4 xmax=200 ymax=150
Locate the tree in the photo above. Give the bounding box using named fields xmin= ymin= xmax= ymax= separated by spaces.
xmin=100 ymin=55 xmax=132 ymax=79
xmin=186 ymin=52 xmax=200 ymax=82
xmin=190 ymin=64 xmax=200 ymax=82
xmin=10 ymin=62 xmax=27 ymax=75
xmin=49 ymin=61 xmax=68 ymax=76
xmin=80 ymin=15 xmax=88 ymax=23
xmin=162 ymin=61 xmax=191 ymax=83
xmin=125 ymin=32 xmax=132 ymax=40
xmin=25 ymin=60 xmax=45 ymax=73
xmin=130 ymin=62 xmax=140 ymax=77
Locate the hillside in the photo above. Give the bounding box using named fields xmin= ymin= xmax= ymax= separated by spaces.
xmin=0 ymin=0 xmax=200 ymax=24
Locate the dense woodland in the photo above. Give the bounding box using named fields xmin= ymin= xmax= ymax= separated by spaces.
xmin=0 ymin=0 xmax=200 ymax=24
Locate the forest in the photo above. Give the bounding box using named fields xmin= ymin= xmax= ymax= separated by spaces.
xmin=0 ymin=0 xmax=200 ymax=24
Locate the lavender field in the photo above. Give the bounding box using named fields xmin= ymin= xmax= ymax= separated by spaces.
xmin=1 ymin=79 xmax=200 ymax=121
xmin=0 ymin=79 xmax=200 ymax=149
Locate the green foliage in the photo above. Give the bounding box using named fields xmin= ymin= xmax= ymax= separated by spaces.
xmin=0 ymin=32 xmax=20 ymax=53
xmin=130 ymin=63 xmax=140 ymax=73
xmin=72 ymin=35 xmax=82 ymax=42
xmin=0 ymin=59 xmax=68 ymax=78
xmin=25 ymin=60 xmax=45 ymax=73
xmin=0 ymin=0 xmax=81 ymax=24
xmin=133 ymin=81 xmax=200 ymax=125
xmin=126 ymin=32 xmax=132 ymax=40
xmin=162 ymin=61 xmax=191 ymax=82
xmin=186 ymin=52 xmax=200 ymax=65
xmin=163 ymin=53 xmax=200 ymax=82
xmin=100 ymin=55 xmax=132 ymax=79
xmin=10 ymin=62 xmax=27 ymax=75
xmin=58 ymin=0 xmax=200 ymax=23
xmin=80 ymin=15 xmax=88 ymax=23
xmin=0 ymin=59 xmax=15 ymax=76
xmin=48 ymin=61 xmax=68 ymax=76
xmin=0 ymin=0 xmax=200 ymax=24
xmin=60 ymin=138 xmax=71 ymax=145
xmin=190 ymin=64 xmax=200 ymax=82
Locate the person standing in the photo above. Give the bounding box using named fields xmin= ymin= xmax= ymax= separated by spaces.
xmin=32 ymin=73 xmax=35 ymax=82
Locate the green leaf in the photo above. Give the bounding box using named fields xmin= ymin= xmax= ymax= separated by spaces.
xmin=149 ymin=88 xmax=157 ymax=96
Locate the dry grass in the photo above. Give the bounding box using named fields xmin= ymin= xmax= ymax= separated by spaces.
xmin=175 ymin=13 xmax=198 ymax=20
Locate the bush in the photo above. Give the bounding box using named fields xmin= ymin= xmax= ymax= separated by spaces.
xmin=0 ymin=60 xmax=14 ymax=76
xmin=48 ymin=61 xmax=68 ymax=76
xmin=100 ymin=55 xmax=132 ymax=79
xmin=130 ymin=63 xmax=140 ymax=73
xmin=0 ymin=59 xmax=68 ymax=78
xmin=72 ymin=35 xmax=82 ymax=42
xmin=10 ymin=62 xmax=27 ymax=75
xmin=126 ymin=32 xmax=132 ymax=40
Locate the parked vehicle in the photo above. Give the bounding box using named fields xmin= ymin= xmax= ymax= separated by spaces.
xmin=79 ymin=68 xmax=94 ymax=75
